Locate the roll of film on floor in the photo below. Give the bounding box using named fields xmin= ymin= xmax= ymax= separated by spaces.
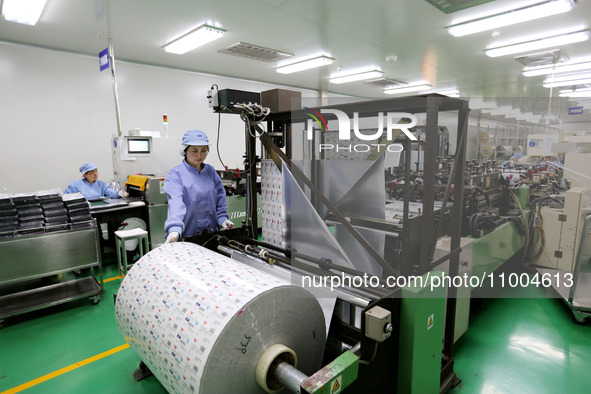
xmin=115 ymin=242 xmax=326 ymax=393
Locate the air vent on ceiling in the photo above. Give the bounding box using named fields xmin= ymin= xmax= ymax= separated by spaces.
xmin=218 ymin=42 xmax=293 ymax=62
xmin=425 ymin=0 xmax=495 ymax=14
xmin=514 ymin=49 xmax=569 ymax=68
xmin=364 ymin=78 xmax=406 ymax=88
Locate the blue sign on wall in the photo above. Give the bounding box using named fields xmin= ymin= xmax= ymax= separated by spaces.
xmin=568 ymin=107 xmax=583 ymax=115
xmin=99 ymin=48 xmax=109 ymax=71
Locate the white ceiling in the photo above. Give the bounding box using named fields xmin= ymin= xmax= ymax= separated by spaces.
xmin=1 ymin=0 xmax=591 ymax=125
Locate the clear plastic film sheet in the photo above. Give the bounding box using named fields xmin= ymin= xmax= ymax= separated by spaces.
xmin=115 ymin=242 xmax=326 ymax=393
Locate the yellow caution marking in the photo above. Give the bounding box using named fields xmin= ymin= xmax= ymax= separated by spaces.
xmin=333 ymin=379 xmax=340 ymax=392
xmin=331 ymin=375 xmax=342 ymax=393
xmin=1 ymin=343 xmax=130 ymax=394
xmin=104 ymin=275 xmax=124 ymax=283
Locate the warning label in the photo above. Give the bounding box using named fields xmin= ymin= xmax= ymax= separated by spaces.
xmin=427 ymin=314 xmax=434 ymax=330
xmin=331 ymin=376 xmax=342 ymax=393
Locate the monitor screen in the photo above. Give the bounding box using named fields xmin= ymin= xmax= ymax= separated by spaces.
xmin=127 ymin=138 xmax=150 ymax=154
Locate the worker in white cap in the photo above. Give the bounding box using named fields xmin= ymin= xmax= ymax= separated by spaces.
xmin=64 ymin=163 xmax=128 ymax=200
xmin=164 ymin=130 xmax=233 ymax=243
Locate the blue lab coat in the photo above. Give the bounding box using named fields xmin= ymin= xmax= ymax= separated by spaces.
xmin=164 ymin=160 xmax=228 ymax=238
xmin=64 ymin=179 xmax=120 ymax=200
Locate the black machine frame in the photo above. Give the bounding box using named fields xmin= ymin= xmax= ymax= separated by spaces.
xmin=216 ymin=94 xmax=470 ymax=392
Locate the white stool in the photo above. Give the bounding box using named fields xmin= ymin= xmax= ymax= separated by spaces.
xmin=114 ymin=228 xmax=149 ymax=276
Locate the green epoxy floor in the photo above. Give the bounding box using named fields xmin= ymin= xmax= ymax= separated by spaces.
xmin=1 ymin=261 xmax=591 ymax=393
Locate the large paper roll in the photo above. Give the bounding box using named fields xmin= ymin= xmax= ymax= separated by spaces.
xmin=115 ymin=242 xmax=326 ymax=393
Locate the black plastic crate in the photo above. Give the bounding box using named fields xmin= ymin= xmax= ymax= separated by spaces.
xmin=0 ymin=199 xmax=14 ymax=208
xmin=0 ymin=218 xmax=19 ymax=226
xmin=18 ymin=221 xmax=44 ymax=229
xmin=37 ymin=194 xmax=62 ymax=201
xmin=20 ymin=215 xmax=46 ymax=222
xmin=41 ymin=201 xmax=66 ymax=209
xmin=45 ymin=216 xmax=69 ymax=224
xmin=63 ymin=198 xmax=87 ymax=205
xmin=16 ymin=207 xmax=44 ymax=215
xmin=65 ymin=202 xmax=90 ymax=210
xmin=15 ymin=229 xmax=44 ymax=237
xmin=69 ymin=214 xmax=93 ymax=222
xmin=43 ymin=207 xmax=68 ymax=216
xmin=0 ymin=224 xmax=19 ymax=232
xmin=45 ymin=224 xmax=70 ymax=233
xmin=0 ymin=208 xmax=18 ymax=217
xmin=12 ymin=196 xmax=39 ymax=205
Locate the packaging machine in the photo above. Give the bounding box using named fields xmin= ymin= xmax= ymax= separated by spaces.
xmin=114 ymin=91 xmax=591 ymax=394
xmin=117 ymin=93 xmax=472 ymax=393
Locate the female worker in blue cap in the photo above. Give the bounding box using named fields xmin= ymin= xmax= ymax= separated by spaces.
xmin=64 ymin=163 xmax=128 ymax=200
xmin=163 ymin=130 xmax=233 ymax=243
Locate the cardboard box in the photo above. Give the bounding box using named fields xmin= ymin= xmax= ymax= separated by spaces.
xmin=261 ymin=89 xmax=301 ymax=113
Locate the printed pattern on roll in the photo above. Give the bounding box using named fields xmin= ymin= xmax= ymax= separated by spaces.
xmin=261 ymin=160 xmax=284 ymax=247
xmin=115 ymin=242 xmax=326 ymax=393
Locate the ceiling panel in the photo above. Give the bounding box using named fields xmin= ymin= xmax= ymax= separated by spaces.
xmin=0 ymin=0 xmax=590 ymax=124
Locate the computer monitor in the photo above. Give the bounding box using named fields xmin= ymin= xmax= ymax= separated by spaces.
xmin=126 ymin=137 xmax=151 ymax=155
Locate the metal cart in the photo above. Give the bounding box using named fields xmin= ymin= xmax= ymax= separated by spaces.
xmin=0 ymin=220 xmax=103 ymax=327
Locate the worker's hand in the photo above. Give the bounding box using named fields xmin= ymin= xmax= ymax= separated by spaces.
xmin=165 ymin=232 xmax=180 ymax=243
xmin=119 ymin=190 xmax=129 ymax=198
xmin=221 ymin=219 xmax=234 ymax=229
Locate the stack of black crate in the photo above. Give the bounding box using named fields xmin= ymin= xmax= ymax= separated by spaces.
xmin=63 ymin=195 xmax=93 ymax=229
xmin=0 ymin=197 xmax=18 ymax=239
xmin=13 ymin=195 xmax=44 ymax=237
xmin=40 ymin=193 xmax=70 ymax=232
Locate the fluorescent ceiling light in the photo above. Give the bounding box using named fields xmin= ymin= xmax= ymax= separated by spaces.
xmin=523 ymin=58 xmax=591 ymax=76
xmin=481 ymin=106 xmax=521 ymax=117
xmin=275 ymin=55 xmax=334 ymax=74
xmin=163 ymin=24 xmax=226 ymax=55
xmin=446 ymin=0 xmax=574 ymax=37
xmin=543 ymin=73 xmax=591 ymax=87
xmin=329 ymin=69 xmax=383 ymax=84
xmin=484 ymin=29 xmax=590 ymax=57
xmin=419 ymin=89 xmax=460 ymax=97
xmin=383 ymin=81 xmax=432 ymax=95
xmin=559 ymin=88 xmax=591 ymax=97
xmin=1 ymin=0 xmax=48 ymax=25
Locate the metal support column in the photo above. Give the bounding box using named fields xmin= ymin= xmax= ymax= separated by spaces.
xmin=108 ymin=38 xmax=122 ymax=138
xmin=245 ymin=121 xmax=258 ymax=238
xmin=441 ymin=101 xmax=470 ymax=392
xmin=419 ymin=96 xmax=440 ymax=274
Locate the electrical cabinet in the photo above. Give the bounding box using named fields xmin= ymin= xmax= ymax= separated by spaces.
xmin=434 ymin=236 xmax=474 ymax=343
xmin=534 ymin=187 xmax=591 ymax=271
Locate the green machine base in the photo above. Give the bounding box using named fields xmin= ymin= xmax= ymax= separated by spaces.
xmin=398 ymin=271 xmax=446 ymax=394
